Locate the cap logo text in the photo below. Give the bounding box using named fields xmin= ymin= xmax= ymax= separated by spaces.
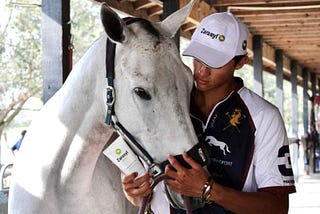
xmin=201 ymin=28 xmax=225 ymax=42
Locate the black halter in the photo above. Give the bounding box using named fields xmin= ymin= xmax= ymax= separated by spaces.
xmin=105 ymin=17 xmax=144 ymax=125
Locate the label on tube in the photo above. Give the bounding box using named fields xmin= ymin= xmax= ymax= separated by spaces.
xmin=103 ymin=137 xmax=146 ymax=177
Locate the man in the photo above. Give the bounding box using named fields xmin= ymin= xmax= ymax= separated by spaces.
xmin=11 ymin=130 xmax=26 ymax=155
xmin=122 ymin=12 xmax=296 ymax=213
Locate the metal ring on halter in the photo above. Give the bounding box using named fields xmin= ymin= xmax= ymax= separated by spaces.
xmin=106 ymin=85 xmax=115 ymax=106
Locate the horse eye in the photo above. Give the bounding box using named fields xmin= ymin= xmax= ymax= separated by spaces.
xmin=133 ymin=87 xmax=151 ymax=100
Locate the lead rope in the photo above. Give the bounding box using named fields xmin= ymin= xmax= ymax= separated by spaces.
xmin=138 ymin=174 xmax=192 ymax=214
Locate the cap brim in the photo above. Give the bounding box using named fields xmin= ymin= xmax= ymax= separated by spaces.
xmin=182 ymin=41 xmax=233 ymax=68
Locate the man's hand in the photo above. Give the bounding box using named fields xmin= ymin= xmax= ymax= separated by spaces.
xmin=122 ymin=172 xmax=152 ymax=206
xmin=165 ymin=151 xmax=209 ymax=197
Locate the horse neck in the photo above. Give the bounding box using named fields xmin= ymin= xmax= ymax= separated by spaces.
xmin=42 ymin=35 xmax=111 ymax=192
xmin=66 ymin=35 xmax=106 ymax=89
xmin=45 ymin=35 xmax=108 ymax=154
xmin=56 ymin=34 xmax=109 ymax=137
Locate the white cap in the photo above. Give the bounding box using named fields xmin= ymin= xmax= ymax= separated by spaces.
xmin=182 ymin=12 xmax=248 ymax=68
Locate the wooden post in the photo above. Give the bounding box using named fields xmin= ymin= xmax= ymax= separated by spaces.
xmin=275 ymin=49 xmax=283 ymax=115
xmin=291 ymin=60 xmax=298 ymax=136
xmin=302 ymin=67 xmax=309 ymax=135
xmin=311 ymin=73 xmax=316 ymax=97
xmin=41 ymin=0 xmax=71 ymax=103
xmin=253 ymin=35 xmax=263 ymax=96
xmin=161 ymin=0 xmax=180 ymax=49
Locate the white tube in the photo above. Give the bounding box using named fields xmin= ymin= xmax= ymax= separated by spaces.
xmin=103 ymin=137 xmax=146 ymax=177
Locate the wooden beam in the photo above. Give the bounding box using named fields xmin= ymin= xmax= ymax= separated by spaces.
xmin=249 ymin=26 xmax=320 ymax=33
xmin=231 ymin=8 xmax=320 ymax=16
xmin=245 ymin=21 xmax=320 ymax=27
xmin=229 ymin=4 xmax=320 ymax=11
xmin=181 ymin=0 xmax=217 ymax=21
xmin=133 ymin=0 xmax=161 ymax=10
xmin=244 ymin=18 xmax=320 ymax=26
xmin=103 ymin=0 xmax=161 ymax=21
xmin=272 ymin=45 xmax=320 ymax=50
xmin=240 ymin=13 xmax=320 ymax=22
xmin=263 ymin=34 xmax=320 ymax=39
xmin=211 ymin=0 xmax=320 ymax=7
xmin=146 ymin=5 xmax=162 ymax=17
xmin=235 ymin=10 xmax=320 ymax=18
xmin=181 ymin=22 xmax=197 ymax=32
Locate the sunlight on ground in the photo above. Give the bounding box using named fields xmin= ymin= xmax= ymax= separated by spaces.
xmin=289 ymin=146 xmax=320 ymax=214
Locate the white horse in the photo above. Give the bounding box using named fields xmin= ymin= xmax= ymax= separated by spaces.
xmin=9 ymin=1 xmax=198 ymax=214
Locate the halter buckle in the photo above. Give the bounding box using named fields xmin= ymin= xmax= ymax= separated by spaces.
xmin=149 ymin=163 xmax=162 ymax=178
xmin=106 ymin=86 xmax=115 ymax=106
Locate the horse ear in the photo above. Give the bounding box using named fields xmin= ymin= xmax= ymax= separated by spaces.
xmin=158 ymin=0 xmax=196 ymax=38
xmin=100 ymin=3 xmax=126 ymax=43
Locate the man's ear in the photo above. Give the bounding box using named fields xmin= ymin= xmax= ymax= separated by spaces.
xmin=235 ymin=55 xmax=249 ymax=70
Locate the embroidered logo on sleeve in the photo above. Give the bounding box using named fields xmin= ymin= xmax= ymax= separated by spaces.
xmin=223 ymin=108 xmax=246 ymax=133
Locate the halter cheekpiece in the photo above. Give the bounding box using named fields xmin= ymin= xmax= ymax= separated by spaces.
xmin=104 ymin=17 xmax=163 ymax=177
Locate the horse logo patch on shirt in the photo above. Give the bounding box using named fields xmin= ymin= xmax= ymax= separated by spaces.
xmin=223 ymin=108 xmax=246 ymax=133
xmin=206 ymin=136 xmax=231 ymax=156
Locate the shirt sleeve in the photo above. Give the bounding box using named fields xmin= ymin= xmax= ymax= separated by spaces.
xmin=253 ymin=106 xmax=296 ymax=193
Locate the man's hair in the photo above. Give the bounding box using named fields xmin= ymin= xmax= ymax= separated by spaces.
xmin=233 ymin=55 xmax=247 ymax=65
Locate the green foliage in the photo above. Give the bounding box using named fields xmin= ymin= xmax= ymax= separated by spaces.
xmin=0 ymin=0 xmax=104 ymax=131
xmin=0 ymin=0 xmax=42 ymax=93
xmin=235 ymin=64 xmax=253 ymax=90
xmin=70 ymin=0 xmax=103 ymax=64
xmin=0 ymin=0 xmax=42 ymax=131
xmin=263 ymin=72 xmax=276 ymax=104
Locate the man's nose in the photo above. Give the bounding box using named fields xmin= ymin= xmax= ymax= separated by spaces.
xmin=198 ymin=64 xmax=211 ymax=76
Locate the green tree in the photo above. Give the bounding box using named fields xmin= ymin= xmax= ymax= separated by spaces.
xmin=0 ymin=0 xmax=104 ymax=141
xmin=0 ymin=0 xmax=42 ymax=139
xmin=70 ymin=0 xmax=103 ymax=63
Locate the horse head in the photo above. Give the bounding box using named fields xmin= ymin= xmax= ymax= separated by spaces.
xmin=101 ymin=1 xmax=198 ymax=162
